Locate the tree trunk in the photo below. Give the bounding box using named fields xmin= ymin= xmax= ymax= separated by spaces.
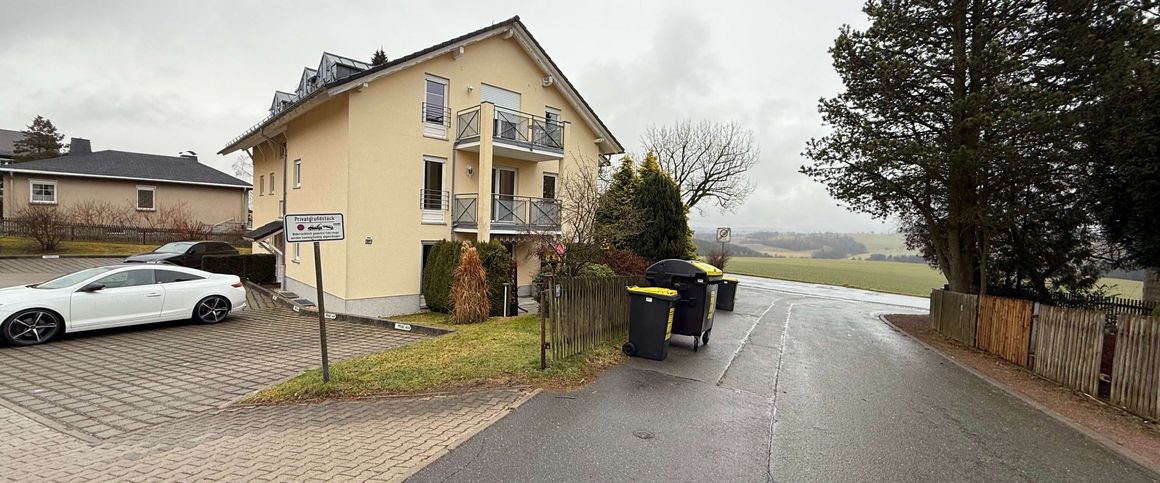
xmin=1144 ymin=268 xmax=1160 ymax=303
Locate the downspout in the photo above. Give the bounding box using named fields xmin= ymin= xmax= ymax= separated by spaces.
xmin=449 ymin=148 xmax=457 ymax=240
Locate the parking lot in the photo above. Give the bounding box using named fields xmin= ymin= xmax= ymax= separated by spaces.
xmin=0 ymin=258 xmax=532 ymax=481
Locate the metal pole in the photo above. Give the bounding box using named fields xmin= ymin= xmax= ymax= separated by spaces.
xmin=314 ymin=241 xmax=330 ymax=382
xmin=539 ymin=287 xmax=547 ymax=370
xmin=503 ymin=283 xmax=510 ymax=317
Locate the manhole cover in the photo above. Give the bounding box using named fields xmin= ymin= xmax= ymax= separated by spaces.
xmin=633 ymin=431 xmax=655 ymax=440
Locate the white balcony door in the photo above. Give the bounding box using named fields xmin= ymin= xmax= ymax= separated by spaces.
xmin=482 ymin=84 xmax=522 ymax=141
xmin=492 ymin=167 xmax=517 ymax=223
xmin=422 ymin=156 xmax=445 ymax=223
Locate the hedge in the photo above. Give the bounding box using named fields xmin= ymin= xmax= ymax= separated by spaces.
xmin=422 ymin=240 xmax=512 ymax=316
xmin=202 ymin=253 xmax=277 ymax=284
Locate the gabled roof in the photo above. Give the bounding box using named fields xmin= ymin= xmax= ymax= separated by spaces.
xmin=0 ymin=129 xmax=24 ymax=158
xmin=221 ymin=16 xmax=623 ymax=156
xmin=2 ymin=150 xmax=251 ymax=189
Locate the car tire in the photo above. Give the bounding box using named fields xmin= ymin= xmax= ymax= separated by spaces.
xmin=2 ymin=309 xmax=62 ymax=346
xmin=193 ymin=296 xmax=231 ymax=324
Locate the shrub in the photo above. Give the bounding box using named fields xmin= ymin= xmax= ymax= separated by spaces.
xmin=422 ymin=240 xmax=461 ymax=313
xmin=578 ymin=263 xmax=617 ymax=278
xmin=202 ymin=253 xmax=276 ymax=283
xmin=598 ymin=248 xmax=649 ymax=276
xmin=14 ymin=205 xmax=69 ymax=251
xmin=450 ymin=242 xmax=489 ymax=324
xmin=706 ymin=247 xmax=731 ymax=271
xmin=422 ymin=240 xmax=511 ymax=316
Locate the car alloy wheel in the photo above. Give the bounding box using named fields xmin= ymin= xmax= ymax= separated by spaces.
xmin=195 ymin=296 xmax=230 ymax=324
xmin=3 ymin=310 xmax=61 ymax=346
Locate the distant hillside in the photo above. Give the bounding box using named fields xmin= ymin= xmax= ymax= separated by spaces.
xmin=693 ymin=238 xmax=769 ymax=257
xmin=737 ymin=232 xmax=867 ymax=259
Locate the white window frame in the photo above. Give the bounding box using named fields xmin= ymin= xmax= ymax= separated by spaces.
xmin=421 ymin=155 xmax=446 ymax=224
xmin=136 ymin=185 xmax=157 ymax=211
xmin=292 ymin=242 xmax=301 ymax=263
xmin=29 ymin=179 xmax=57 ymax=204
xmin=269 ymin=172 xmax=275 ymax=195
xmin=542 ymin=172 xmax=558 ymax=199
xmin=423 ymin=74 xmax=449 ymax=139
xmin=258 ymin=175 xmax=265 ymax=196
xmin=293 ymin=160 xmax=302 ymax=189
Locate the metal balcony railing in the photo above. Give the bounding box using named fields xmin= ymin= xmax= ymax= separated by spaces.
xmin=421 ymin=103 xmax=451 ymax=127
xmin=419 ymin=189 xmax=448 ymax=211
xmin=454 ymin=105 xmax=565 ymax=153
xmin=451 ymin=193 xmax=561 ymax=231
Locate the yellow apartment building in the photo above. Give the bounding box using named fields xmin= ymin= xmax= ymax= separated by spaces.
xmin=220 ymin=16 xmax=623 ymax=316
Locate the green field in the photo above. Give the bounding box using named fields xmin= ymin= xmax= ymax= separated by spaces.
xmin=727 ymin=256 xmax=1142 ymax=298
xmin=849 ymin=232 xmax=918 ymax=257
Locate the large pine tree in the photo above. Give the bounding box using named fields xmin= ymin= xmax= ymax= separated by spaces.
xmin=631 ymin=153 xmax=692 ymax=262
xmin=803 ymin=0 xmax=1103 ymax=297
xmin=13 ymin=115 xmax=65 ymax=161
xmin=593 ymin=155 xmax=641 ymax=249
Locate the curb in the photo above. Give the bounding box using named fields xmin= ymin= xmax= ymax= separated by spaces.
xmin=878 ymin=314 xmax=1160 ymax=477
xmin=244 ymin=282 xmax=455 ymax=337
xmin=393 ymin=388 xmax=542 ymax=482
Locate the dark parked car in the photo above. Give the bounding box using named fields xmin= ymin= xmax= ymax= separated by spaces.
xmin=124 ymin=241 xmax=239 ymax=268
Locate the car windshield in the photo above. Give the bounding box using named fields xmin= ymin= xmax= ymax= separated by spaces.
xmin=33 ymin=267 xmax=118 ymax=289
xmin=154 ymin=242 xmax=196 ymax=254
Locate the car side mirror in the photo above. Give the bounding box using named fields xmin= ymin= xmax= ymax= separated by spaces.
xmin=79 ymin=282 xmax=105 ymax=292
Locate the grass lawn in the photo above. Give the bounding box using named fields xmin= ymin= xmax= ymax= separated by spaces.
xmin=245 ymin=313 xmax=622 ymax=403
xmin=727 ymin=256 xmax=1143 ymax=299
xmin=0 ymin=236 xmax=251 ymax=256
xmin=849 ymin=232 xmax=919 ymax=257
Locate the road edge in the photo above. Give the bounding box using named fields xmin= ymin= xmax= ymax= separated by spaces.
xmin=393 ymin=387 xmax=542 ymax=482
xmin=877 ymin=313 xmax=1160 ymax=478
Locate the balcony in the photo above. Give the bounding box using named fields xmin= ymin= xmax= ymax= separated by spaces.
xmin=455 ymin=105 xmax=565 ymax=161
xmin=452 ymin=194 xmax=562 ymax=234
xmin=419 ymin=189 xmax=449 ymax=224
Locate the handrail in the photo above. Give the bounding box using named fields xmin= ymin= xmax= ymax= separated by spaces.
xmin=421 ymin=103 xmax=451 ymax=127
xmin=419 ymin=189 xmax=449 ymax=210
xmin=451 ymin=193 xmax=560 ymax=229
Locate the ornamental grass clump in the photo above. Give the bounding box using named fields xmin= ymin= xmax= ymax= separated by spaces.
xmin=450 ymin=242 xmax=490 ymax=324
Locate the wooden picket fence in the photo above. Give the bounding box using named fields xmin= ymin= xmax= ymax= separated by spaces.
xmin=543 ymin=276 xmax=645 ymax=364
xmin=929 ymin=289 xmax=977 ymax=346
xmin=1034 ymin=305 xmax=1105 ymax=396
xmin=976 ymin=295 xmax=1034 ymax=367
xmin=1111 ymin=314 xmax=1160 ymax=420
xmin=930 ymin=289 xmax=1160 ymax=421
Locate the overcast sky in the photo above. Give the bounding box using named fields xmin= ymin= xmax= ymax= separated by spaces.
xmin=0 ymin=0 xmax=890 ymax=234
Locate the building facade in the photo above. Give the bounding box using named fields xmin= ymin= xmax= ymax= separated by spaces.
xmin=222 ymin=17 xmax=623 ymax=317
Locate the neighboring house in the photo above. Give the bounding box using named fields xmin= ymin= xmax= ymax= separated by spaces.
xmin=0 ymin=128 xmax=22 ymax=164
xmin=2 ymin=137 xmax=251 ymax=226
xmin=221 ymin=16 xmax=623 ymax=317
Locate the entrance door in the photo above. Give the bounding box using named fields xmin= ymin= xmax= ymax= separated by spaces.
xmin=492 ymin=168 xmax=517 ymax=223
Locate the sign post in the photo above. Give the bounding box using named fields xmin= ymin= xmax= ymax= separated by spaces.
xmin=285 ymin=213 xmax=345 ymax=383
xmin=716 ymin=227 xmax=732 ymax=254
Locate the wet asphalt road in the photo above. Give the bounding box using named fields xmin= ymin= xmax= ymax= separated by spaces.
xmin=412 ymin=279 xmax=1157 ymax=482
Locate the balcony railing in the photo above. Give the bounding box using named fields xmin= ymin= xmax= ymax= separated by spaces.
xmin=454 ymin=105 xmax=565 ymax=154
xmin=421 ymin=103 xmax=451 ymax=127
xmin=419 ymin=189 xmax=448 ymax=211
xmin=452 ymin=193 xmax=561 ymax=232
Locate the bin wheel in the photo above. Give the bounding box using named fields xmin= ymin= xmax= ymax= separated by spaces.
xmin=702 ymin=330 xmax=711 ymax=345
xmin=693 ymin=336 xmax=699 ymax=352
xmin=622 ymin=343 xmax=636 ymax=356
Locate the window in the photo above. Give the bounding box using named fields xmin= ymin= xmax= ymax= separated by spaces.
xmin=30 ymin=180 xmax=56 ymax=204
xmin=269 ymin=172 xmax=276 ymax=195
xmin=543 ymin=107 xmax=563 ymax=148
xmin=293 ymin=242 xmax=301 ymax=262
xmin=542 ymin=173 xmax=557 ymax=199
xmin=95 ymin=269 xmax=156 ymax=289
xmin=424 ymin=75 xmax=448 ymax=124
xmin=259 ymin=175 xmax=265 ymax=196
xmin=422 ymin=156 xmax=445 ymax=211
xmin=136 ymin=186 xmax=156 ymax=211
xmin=294 ymin=160 xmax=302 ymax=188
xmin=156 ymin=269 xmax=204 ymax=283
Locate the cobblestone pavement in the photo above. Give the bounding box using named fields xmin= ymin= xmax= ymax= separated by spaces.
xmin=1 ymin=388 xmax=533 ymax=482
xmin=0 ymin=289 xmax=423 ymax=440
xmin=0 ymin=257 xmax=118 ymax=274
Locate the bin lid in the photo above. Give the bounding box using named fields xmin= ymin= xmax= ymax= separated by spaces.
xmin=722 ymin=276 xmax=739 ymax=283
xmin=645 ymin=259 xmax=724 ymax=279
xmin=626 ymin=286 xmax=680 ymax=299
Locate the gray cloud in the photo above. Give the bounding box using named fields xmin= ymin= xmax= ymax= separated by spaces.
xmin=0 ymin=0 xmax=891 ymax=233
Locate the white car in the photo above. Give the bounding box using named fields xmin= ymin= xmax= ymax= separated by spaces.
xmin=0 ymin=265 xmax=248 ymax=346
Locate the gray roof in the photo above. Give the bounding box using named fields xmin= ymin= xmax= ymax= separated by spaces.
xmin=3 ymin=150 xmax=250 ymax=188
xmin=0 ymin=129 xmax=24 ymax=158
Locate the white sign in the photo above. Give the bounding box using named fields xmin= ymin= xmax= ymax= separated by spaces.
xmin=394 ymin=322 xmax=413 ymax=332
xmin=716 ymin=227 xmax=732 ymax=243
xmin=285 ymin=213 xmax=345 ymax=242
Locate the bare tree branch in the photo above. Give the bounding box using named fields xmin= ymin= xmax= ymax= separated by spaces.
xmin=642 ymin=120 xmax=759 ymax=213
